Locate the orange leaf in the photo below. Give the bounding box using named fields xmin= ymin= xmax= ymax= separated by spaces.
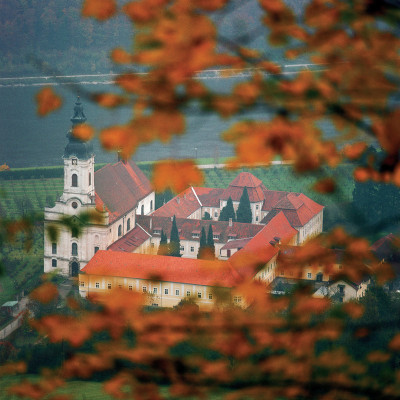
xmin=72 ymin=124 xmax=95 ymax=141
xmin=312 ymin=177 xmax=336 ymax=193
xmin=152 ymin=160 xmax=204 ymax=193
xmin=343 ymin=302 xmax=364 ymax=319
xmin=93 ymin=93 xmax=127 ymax=108
xmin=30 ymin=282 xmax=58 ymax=304
xmin=82 ymin=0 xmax=116 ymax=20
xmin=343 ymin=142 xmax=367 ymax=160
xmin=111 ymin=48 xmax=133 ymax=64
xmin=36 ymin=87 xmax=62 ymax=117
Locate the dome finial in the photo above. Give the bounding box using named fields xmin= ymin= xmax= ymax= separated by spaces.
xmin=70 ymin=96 xmax=86 ymax=125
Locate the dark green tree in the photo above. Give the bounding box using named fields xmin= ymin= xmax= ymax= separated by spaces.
xmin=219 ymin=196 xmax=236 ymax=222
xmin=197 ymin=226 xmax=207 ymax=259
xmin=206 ymin=224 xmax=215 ymax=259
xmin=168 ymin=215 xmax=181 ymax=257
xmin=157 ymin=229 xmax=168 ymax=255
xmin=236 ymin=187 xmax=252 ymax=223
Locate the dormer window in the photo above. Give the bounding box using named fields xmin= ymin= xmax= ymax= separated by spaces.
xmin=153 ymin=228 xmax=161 ymax=235
xmin=192 ymin=231 xmax=200 ymax=238
xmin=213 ymin=234 xmax=220 ymax=240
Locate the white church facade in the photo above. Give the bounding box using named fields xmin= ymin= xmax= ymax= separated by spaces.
xmin=43 ymin=98 xmax=154 ymax=276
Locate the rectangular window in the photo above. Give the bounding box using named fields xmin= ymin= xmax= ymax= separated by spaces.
xmin=94 ymin=246 xmax=99 ymax=254
xmin=192 ymin=233 xmax=199 ymax=238
xmin=213 ymin=234 xmax=219 ymax=240
xmin=186 ymin=291 xmax=190 ymax=297
xmin=198 ymin=292 xmax=202 ymax=298
xmin=142 ymin=287 xmax=147 ymax=293
xmin=338 ymin=284 xmax=345 ymax=294
xmin=190 ymin=247 xmax=194 ymax=252
xmin=176 ymin=289 xmax=180 ymax=296
xmin=256 ymin=205 xmax=259 ymax=210
xmin=52 ymin=243 xmax=57 ymax=254
xmin=209 ymin=293 xmax=213 ymax=300
xmin=214 ymin=211 xmax=218 ymax=217
xmin=180 ymin=246 xmax=184 ymax=251
xmin=108 ymin=283 xmax=111 ymax=290
xmin=80 ymin=282 xmax=84 ymax=287
xmin=153 ymin=287 xmax=158 ymax=294
xmin=153 ymin=229 xmax=161 ymax=235
xmin=307 ymin=272 xmax=312 ymax=279
xmin=51 ymin=259 xmax=57 ymax=268
xmin=256 ymin=216 xmax=259 ymax=222
xmin=233 ymin=296 xmax=242 ymax=304
xmin=95 ymin=282 xmax=100 ymax=288
xmin=128 ymin=285 xmax=133 ymax=291
xmin=165 ymin=288 xmax=169 ymax=295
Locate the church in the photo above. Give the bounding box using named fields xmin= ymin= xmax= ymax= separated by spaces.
xmin=44 ymin=98 xmax=324 ymax=287
xmin=43 ymin=98 xmax=155 ymax=276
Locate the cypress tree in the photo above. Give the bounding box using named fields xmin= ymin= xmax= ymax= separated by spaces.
xmin=157 ymin=229 xmax=168 ymax=255
xmin=197 ymin=226 xmax=208 ymax=259
xmin=218 ymin=196 xmax=236 ymax=222
xmin=169 ymin=215 xmax=181 ymax=257
xmin=206 ymin=224 xmax=215 ymax=259
xmin=236 ymin=187 xmax=252 ymax=223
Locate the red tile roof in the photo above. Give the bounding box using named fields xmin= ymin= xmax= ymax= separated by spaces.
xmin=229 ymin=172 xmax=263 ymax=188
xmin=195 ymin=187 xmax=225 ymax=208
xmin=95 ymin=161 xmax=152 ymax=223
xmin=261 ymin=190 xmax=290 ymax=211
xmin=229 ymin=212 xmax=298 ymax=280
xmin=221 ymin=238 xmax=252 ymax=250
xmin=151 ymin=187 xmax=201 ymax=218
xmin=136 ymin=215 xmax=264 ymax=243
xmin=81 ymin=250 xmax=241 ymax=288
xmin=262 ymin=193 xmax=324 ymax=228
xmin=108 ymin=225 xmax=151 ymax=252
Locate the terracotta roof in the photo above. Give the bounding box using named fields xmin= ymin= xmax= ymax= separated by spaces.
xmin=229 ymin=172 xmax=263 ymax=188
xmin=95 ymin=161 xmax=152 ymax=223
xmin=229 ymin=212 xmax=298 ymax=280
xmin=151 ymin=187 xmax=201 ymax=218
xmin=195 ymin=187 xmax=225 ymax=208
xmin=371 ymin=234 xmax=400 ymax=262
xmin=137 ymin=215 xmax=264 ymax=243
xmin=81 ymin=250 xmax=241 ymax=288
xmin=261 ymin=190 xmax=290 ymax=211
xmin=108 ymin=225 xmax=151 ymax=252
xmin=262 ymin=193 xmax=323 ymax=228
xmin=221 ymin=238 xmax=252 ymax=250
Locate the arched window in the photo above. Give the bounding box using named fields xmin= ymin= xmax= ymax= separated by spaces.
xmin=127 ymin=218 xmax=131 ymax=231
xmin=141 ymin=205 xmax=144 ymax=215
xmin=89 ymin=172 xmax=91 ymax=186
xmin=150 ymin=200 xmax=153 ymax=211
xmin=72 ymin=174 xmax=78 ymax=187
xmin=72 ymin=242 xmax=78 ymax=256
xmin=118 ymin=225 xmax=122 ymax=237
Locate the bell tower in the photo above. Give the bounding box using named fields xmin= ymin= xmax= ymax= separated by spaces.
xmin=61 ymin=97 xmax=95 ymax=206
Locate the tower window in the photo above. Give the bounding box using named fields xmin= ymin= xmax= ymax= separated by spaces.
xmin=72 ymin=243 xmax=78 ymax=256
xmin=52 ymin=243 xmax=57 ymax=255
xmin=94 ymin=246 xmax=99 ymax=254
xmin=141 ymin=205 xmax=144 ymax=215
xmin=72 ymin=174 xmax=78 ymax=187
xmin=89 ymin=172 xmax=91 ymax=186
xmin=127 ymin=218 xmax=131 ymax=231
xmin=118 ymin=225 xmax=122 ymax=237
xmin=52 ymin=259 xmax=57 ymax=268
xmin=150 ymin=200 xmax=153 ymax=211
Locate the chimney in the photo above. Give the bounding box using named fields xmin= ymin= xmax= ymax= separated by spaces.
xmin=176 ymin=197 xmax=180 ymax=204
xmin=171 ymin=216 xmax=173 ymax=221
xmin=229 ymin=218 xmax=233 ymax=227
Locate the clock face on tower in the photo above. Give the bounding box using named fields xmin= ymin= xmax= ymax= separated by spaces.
xmin=72 ymin=159 xmax=77 ymax=165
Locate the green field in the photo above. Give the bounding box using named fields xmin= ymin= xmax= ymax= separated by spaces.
xmin=0 ymin=164 xmax=355 ymax=219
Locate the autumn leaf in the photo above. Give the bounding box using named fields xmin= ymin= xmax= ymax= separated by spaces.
xmin=152 ymin=160 xmax=204 ymax=193
xmin=82 ymin=0 xmax=117 ymax=20
xmin=312 ymin=177 xmax=336 ymax=193
xmin=30 ymin=282 xmax=58 ymax=304
xmin=72 ymin=124 xmax=95 ymax=141
xmin=36 ymin=87 xmax=62 ymax=117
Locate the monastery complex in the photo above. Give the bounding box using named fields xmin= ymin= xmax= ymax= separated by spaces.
xmin=44 ymin=99 xmax=369 ymax=308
